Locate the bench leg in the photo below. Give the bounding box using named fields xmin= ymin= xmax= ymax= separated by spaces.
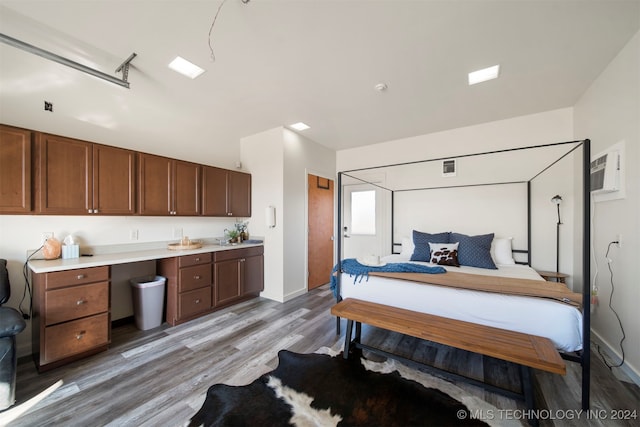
xmin=354 ymin=322 xmax=361 ymax=344
xmin=521 ymin=365 xmax=538 ymax=427
xmin=335 ymin=316 xmax=341 ymax=335
xmin=343 ymin=319 xmax=354 ymax=359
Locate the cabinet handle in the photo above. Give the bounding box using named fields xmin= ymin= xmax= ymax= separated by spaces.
xmin=227 ymin=212 xmax=232 ymax=216
xmin=194 ymin=275 xmax=201 ymax=280
xmin=94 ymin=209 xmax=99 ymax=214
xmin=241 ymin=258 xmax=246 ymax=262
xmin=195 ymin=299 xmax=201 ymax=304
xmin=76 ymin=299 xmax=86 ymax=305
xmin=88 ymin=209 xmax=93 ymax=213
xmin=195 ymin=257 xmax=200 ymax=262
xmin=76 ymin=330 xmax=86 ymax=340
xmin=77 ymin=274 xmax=86 ymax=280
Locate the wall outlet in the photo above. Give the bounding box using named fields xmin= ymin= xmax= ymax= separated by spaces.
xmin=41 ymin=232 xmax=53 ymax=243
xmin=130 ymin=229 xmax=139 ymax=241
xmin=173 ymin=228 xmax=183 ymax=239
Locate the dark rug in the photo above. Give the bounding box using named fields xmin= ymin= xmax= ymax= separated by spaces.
xmin=188 ymin=348 xmax=494 ymax=427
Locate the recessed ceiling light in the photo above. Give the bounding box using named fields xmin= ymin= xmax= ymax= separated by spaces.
xmin=168 ymin=56 xmax=205 ymax=79
xmin=468 ymin=65 xmax=500 ymax=85
xmin=290 ymin=122 xmax=310 ymax=131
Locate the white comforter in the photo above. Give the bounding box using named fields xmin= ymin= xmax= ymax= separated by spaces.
xmin=339 ymin=255 xmax=583 ymax=352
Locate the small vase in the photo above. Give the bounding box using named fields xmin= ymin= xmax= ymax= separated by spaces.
xmin=240 ymin=231 xmax=248 ymax=241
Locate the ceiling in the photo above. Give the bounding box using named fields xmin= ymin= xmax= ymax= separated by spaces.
xmin=0 ymin=0 xmax=639 ymax=153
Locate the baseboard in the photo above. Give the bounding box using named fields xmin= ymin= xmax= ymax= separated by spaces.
xmin=112 ymin=315 xmax=135 ymax=328
xmin=283 ymin=287 xmax=308 ymax=302
xmin=591 ymin=330 xmax=640 ymax=386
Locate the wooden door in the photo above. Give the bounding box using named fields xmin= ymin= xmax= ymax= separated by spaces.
xmin=36 ymin=133 xmax=92 ymax=214
xmin=174 ymin=160 xmax=201 ymax=215
xmin=202 ymin=166 xmax=228 ymax=216
xmin=0 ymin=125 xmax=31 ymax=213
xmin=93 ymin=144 xmax=136 ymax=215
xmin=138 ymin=153 xmax=172 ymax=215
xmin=307 ymin=174 xmax=334 ymax=289
xmin=228 ymin=170 xmax=251 ymax=217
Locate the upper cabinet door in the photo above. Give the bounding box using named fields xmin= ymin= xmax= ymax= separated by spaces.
xmin=202 ymin=167 xmax=251 ymax=217
xmin=138 ymin=153 xmax=172 ymax=215
xmin=93 ymin=144 xmax=136 ymax=215
xmin=0 ymin=125 xmax=32 ymax=213
xmin=228 ymin=171 xmax=251 ymax=217
xmin=36 ymin=133 xmax=92 ymax=214
xmin=202 ymin=166 xmax=228 ymax=216
xmin=174 ymin=160 xmax=201 ymax=216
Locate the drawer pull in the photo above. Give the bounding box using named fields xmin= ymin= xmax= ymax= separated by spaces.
xmin=195 ymin=257 xmax=200 ymax=262
xmin=195 ymin=299 xmax=201 ymax=304
xmin=194 ymin=275 xmax=201 ymax=280
xmin=76 ymin=299 xmax=86 ymax=305
xmin=76 ymin=330 xmax=86 ymax=340
xmin=77 ymin=274 xmax=86 ymax=280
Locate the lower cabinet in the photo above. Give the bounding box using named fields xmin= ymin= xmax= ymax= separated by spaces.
xmin=214 ymin=246 xmax=264 ymax=307
xmin=32 ymin=266 xmax=110 ymax=372
xmin=161 ymin=246 xmax=264 ymax=326
xmin=159 ymin=252 xmax=213 ymax=326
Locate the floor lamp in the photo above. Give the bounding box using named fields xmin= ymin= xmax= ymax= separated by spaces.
xmin=551 ymin=195 xmax=562 ymax=274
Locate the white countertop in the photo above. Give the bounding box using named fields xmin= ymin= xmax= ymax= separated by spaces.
xmin=28 ymin=241 xmax=263 ymax=274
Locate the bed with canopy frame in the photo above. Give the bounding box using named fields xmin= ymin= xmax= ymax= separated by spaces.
xmin=333 ymin=139 xmax=591 ymax=410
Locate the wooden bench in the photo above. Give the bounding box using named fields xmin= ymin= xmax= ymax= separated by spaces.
xmin=331 ymin=298 xmax=566 ymax=423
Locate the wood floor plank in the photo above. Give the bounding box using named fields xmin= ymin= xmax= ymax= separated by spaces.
xmin=10 ymin=285 xmax=639 ymax=427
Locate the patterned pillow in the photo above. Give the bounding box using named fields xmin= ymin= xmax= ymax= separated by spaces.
xmin=410 ymin=230 xmax=451 ymax=261
xmin=450 ymin=232 xmax=497 ymax=269
xmin=429 ymin=242 xmax=459 ymax=266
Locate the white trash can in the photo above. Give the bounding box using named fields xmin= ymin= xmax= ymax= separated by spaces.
xmin=130 ymin=275 xmax=166 ymax=330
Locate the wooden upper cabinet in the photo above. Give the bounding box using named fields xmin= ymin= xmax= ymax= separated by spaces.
xmin=93 ymin=144 xmax=136 ymax=215
xmin=0 ymin=125 xmax=32 ymax=213
xmin=202 ymin=166 xmax=251 ymax=217
xmin=174 ymin=160 xmax=201 ymax=216
xmin=138 ymin=153 xmax=200 ymax=216
xmin=229 ymin=170 xmax=251 ymax=217
xmin=34 ymin=133 xmax=136 ymax=215
xmin=35 ymin=133 xmax=92 ymax=214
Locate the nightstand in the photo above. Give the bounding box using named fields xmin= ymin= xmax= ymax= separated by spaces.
xmin=536 ymin=270 xmax=569 ymax=283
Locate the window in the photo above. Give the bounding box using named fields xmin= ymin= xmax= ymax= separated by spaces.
xmin=351 ymin=190 xmax=375 ymax=235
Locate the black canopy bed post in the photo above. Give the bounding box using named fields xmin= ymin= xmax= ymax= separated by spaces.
xmin=582 ymin=139 xmax=591 ymax=410
xmin=527 ymin=181 xmax=532 ymax=266
xmin=336 ymin=172 xmax=343 ymax=335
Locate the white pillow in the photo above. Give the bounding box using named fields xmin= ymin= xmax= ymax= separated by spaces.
xmin=491 ymin=237 xmax=516 ymax=265
xmin=400 ymin=237 xmax=415 ymax=258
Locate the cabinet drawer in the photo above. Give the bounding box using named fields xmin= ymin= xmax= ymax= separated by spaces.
xmin=179 ymin=264 xmax=212 ymax=292
xmin=179 ymin=253 xmax=211 ymax=268
xmin=45 ymin=282 xmax=109 ymax=325
xmin=179 ymin=287 xmax=211 ymax=319
xmin=45 ymin=266 xmax=109 ymax=290
xmin=214 ymin=246 xmax=263 ymax=262
xmin=44 ymin=313 xmax=109 ymax=363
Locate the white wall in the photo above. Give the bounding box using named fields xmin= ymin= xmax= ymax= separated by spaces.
xmin=241 ymin=127 xmax=335 ymax=302
xmin=574 ymin=30 xmax=640 ymax=381
xmin=240 ymin=128 xmax=285 ymax=302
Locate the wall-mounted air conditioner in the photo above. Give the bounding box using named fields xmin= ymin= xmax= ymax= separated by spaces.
xmin=590 ymin=150 xmax=619 ymax=194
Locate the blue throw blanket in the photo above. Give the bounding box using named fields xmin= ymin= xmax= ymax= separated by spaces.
xmin=330 ymin=258 xmax=446 ymax=298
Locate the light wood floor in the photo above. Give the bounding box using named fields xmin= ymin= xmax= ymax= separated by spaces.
xmin=11 ymin=285 xmax=639 ymax=426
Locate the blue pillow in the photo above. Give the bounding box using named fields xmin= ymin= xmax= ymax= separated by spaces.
xmin=410 ymin=230 xmax=450 ymax=262
xmin=450 ymin=232 xmax=497 ymax=269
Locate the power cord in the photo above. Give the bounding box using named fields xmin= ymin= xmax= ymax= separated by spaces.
xmin=596 ymin=241 xmax=626 ymax=369
xmin=20 ymin=244 xmax=44 ymax=320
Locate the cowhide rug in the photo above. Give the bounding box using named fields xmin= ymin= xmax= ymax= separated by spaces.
xmin=187 ymin=347 xmax=521 ymax=427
